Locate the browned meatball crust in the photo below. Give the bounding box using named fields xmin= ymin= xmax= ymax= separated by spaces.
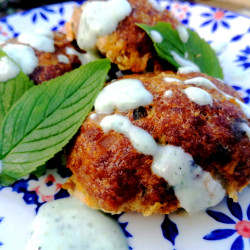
xmin=1 ymin=32 xmax=82 ymax=84
xmin=65 ymin=71 xmax=250 ymax=215
xmin=66 ymin=0 xmax=179 ymax=72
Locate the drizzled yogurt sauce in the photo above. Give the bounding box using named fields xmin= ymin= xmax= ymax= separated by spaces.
xmin=176 ymin=25 xmax=189 ymax=43
xmin=171 ymin=51 xmax=200 ymax=74
xmin=0 ymin=56 xmax=20 ymax=82
xmin=2 ymin=44 xmax=38 ymax=75
xmin=0 ymin=160 xmax=2 ymax=174
xmin=183 ymin=86 xmax=213 ymax=106
xmin=94 ymin=79 xmax=153 ymax=114
xmin=66 ymin=47 xmax=101 ymax=65
xmin=25 ymin=197 xmax=128 ymax=250
xmin=18 ymin=29 xmax=55 ymax=53
xmin=100 ymin=114 xmax=225 ymax=213
xmin=150 ymin=30 xmax=163 ymax=43
xmin=183 ymin=77 xmax=250 ymax=119
xmin=77 ymin=0 xmax=132 ymax=51
xmin=95 ymin=78 xmax=226 ymax=213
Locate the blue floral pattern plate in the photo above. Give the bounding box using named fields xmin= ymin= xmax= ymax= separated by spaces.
xmin=0 ymin=1 xmax=250 ymax=249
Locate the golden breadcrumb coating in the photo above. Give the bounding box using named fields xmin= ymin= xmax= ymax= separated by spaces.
xmin=64 ymin=71 xmax=250 ymax=215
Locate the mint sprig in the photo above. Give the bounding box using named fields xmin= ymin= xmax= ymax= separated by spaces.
xmin=137 ymin=22 xmax=223 ymax=79
xmin=0 ymin=50 xmax=34 ymax=126
xmin=0 ymin=59 xmax=110 ymax=185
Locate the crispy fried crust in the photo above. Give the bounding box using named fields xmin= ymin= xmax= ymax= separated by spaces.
xmin=66 ymin=0 xmax=179 ymax=72
xmin=65 ymin=72 xmax=250 ymax=215
xmin=2 ymin=32 xmax=81 ymax=84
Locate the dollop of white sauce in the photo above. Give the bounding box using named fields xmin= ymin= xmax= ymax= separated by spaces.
xmin=95 ymin=79 xmax=153 ymax=114
xmin=150 ymin=30 xmax=163 ymax=43
xmin=100 ymin=114 xmax=225 ymax=213
xmin=163 ymin=77 xmax=182 ymax=83
xmin=176 ymin=25 xmax=189 ymax=43
xmin=184 ymin=87 xmax=213 ymax=106
xmin=184 ymin=76 xmax=250 ymax=119
xmin=77 ymin=0 xmax=132 ymax=51
xmin=171 ymin=51 xmax=200 ymax=74
xmin=90 ymin=113 xmax=98 ymax=120
xmin=57 ymin=54 xmax=70 ymax=64
xmin=163 ymin=89 xmax=174 ymax=98
xmin=0 ymin=56 xmax=20 ymax=82
xmin=147 ymin=0 xmax=165 ymax=12
xmin=2 ymin=44 xmax=38 ymax=75
xmin=184 ymin=77 xmax=215 ymax=89
xmin=101 ymin=114 xmax=157 ymax=155
xmin=18 ymin=29 xmax=55 ymax=53
xmin=66 ymin=47 xmax=100 ymax=65
xmin=152 ymin=145 xmax=225 ymax=213
xmin=0 ymin=160 xmax=2 ymax=174
xmin=25 ymin=197 xmax=128 ymax=250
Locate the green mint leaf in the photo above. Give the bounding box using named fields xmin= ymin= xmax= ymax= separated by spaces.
xmin=137 ymin=22 xmax=223 ymax=79
xmin=0 ymin=50 xmax=34 ymax=125
xmin=0 ymin=59 xmax=111 ymax=185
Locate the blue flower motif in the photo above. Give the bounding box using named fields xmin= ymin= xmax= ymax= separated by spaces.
xmin=232 ymin=85 xmax=250 ymax=104
xmin=235 ymin=46 xmax=250 ymax=70
xmin=21 ymin=6 xmax=56 ymax=24
xmin=200 ymin=7 xmax=237 ymax=32
xmin=204 ymin=197 xmax=250 ymax=250
xmin=111 ymin=214 xmax=133 ymax=249
xmin=0 ymin=217 xmax=3 ymax=246
xmin=161 ymin=215 xmax=179 ymax=246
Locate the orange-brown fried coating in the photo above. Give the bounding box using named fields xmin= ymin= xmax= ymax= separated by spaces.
xmin=66 ymin=0 xmax=179 ymax=72
xmin=65 ymin=72 xmax=250 ymax=215
xmin=1 ymin=32 xmax=82 ymax=84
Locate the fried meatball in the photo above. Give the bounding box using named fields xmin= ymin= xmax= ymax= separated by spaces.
xmin=1 ymin=32 xmax=82 ymax=84
xmin=64 ymin=72 xmax=250 ymax=215
xmin=66 ymin=0 xmax=179 ymax=72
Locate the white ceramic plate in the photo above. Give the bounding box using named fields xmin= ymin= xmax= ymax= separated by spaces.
xmin=0 ymin=1 xmax=250 ymax=249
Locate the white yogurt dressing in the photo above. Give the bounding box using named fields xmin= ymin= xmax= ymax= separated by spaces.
xmin=18 ymin=29 xmax=55 ymax=53
xmin=0 ymin=56 xmax=20 ymax=82
xmin=94 ymin=79 xmax=153 ymax=114
xmin=77 ymin=0 xmax=131 ymax=51
xmin=184 ymin=77 xmax=250 ymax=118
xmin=57 ymin=54 xmax=70 ymax=64
xmin=150 ymin=30 xmax=163 ymax=43
xmin=183 ymin=87 xmax=213 ymax=106
xmin=100 ymin=114 xmax=225 ymax=213
xmin=101 ymin=114 xmax=157 ymax=155
xmin=164 ymin=89 xmax=174 ymax=98
xmin=163 ymin=77 xmax=182 ymax=83
xmin=25 ymin=197 xmax=128 ymax=250
xmin=176 ymin=25 xmax=189 ymax=43
xmin=171 ymin=51 xmax=200 ymax=74
xmin=184 ymin=77 xmax=215 ymax=89
xmin=66 ymin=47 xmax=100 ymax=65
xmin=2 ymin=44 xmax=38 ymax=75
